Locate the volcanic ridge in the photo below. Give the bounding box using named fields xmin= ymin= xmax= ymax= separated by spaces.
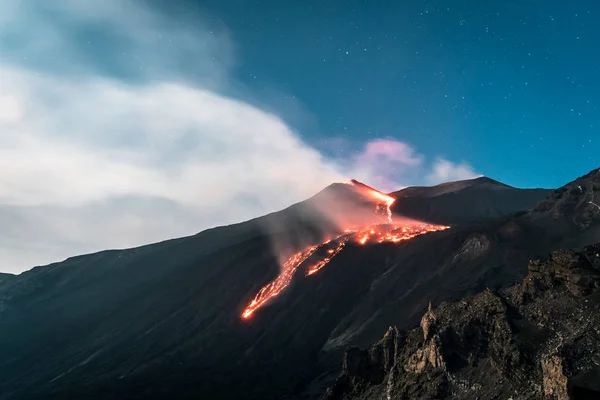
xmin=0 ymin=169 xmax=599 ymax=400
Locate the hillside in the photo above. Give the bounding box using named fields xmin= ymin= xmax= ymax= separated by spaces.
xmin=391 ymin=176 xmax=553 ymax=225
xmin=324 ymin=243 xmax=600 ymax=399
xmin=0 ymin=171 xmax=597 ymax=400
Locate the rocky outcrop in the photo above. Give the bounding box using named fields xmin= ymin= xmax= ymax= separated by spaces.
xmin=530 ymin=168 xmax=600 ymax=228
xmin=323 ymin=327 xmax=403 ymax=400
xmin=324 ymin=243 xmax=600 ymax=399
xmin=405 ymin=335 xmax=445 ymax=374
xmin=541 ymin=352 xmax=569 ymax=399
xmin=520 ymin=248 xmax=600 ymax=301
xmin=405 ymin=304 xmax=446 ymax=374
xmin=369 ymin=326 xmax=400 ymax=374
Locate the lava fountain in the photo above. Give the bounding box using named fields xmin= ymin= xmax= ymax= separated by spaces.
xmin=241 ymin=180 xmax=449 ymax=319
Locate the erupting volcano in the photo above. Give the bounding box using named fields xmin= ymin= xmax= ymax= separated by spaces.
xmin=350 ymin=179 xmax=395 ymax=222
xmin=241 ymin=180 xmax=450 ymax=319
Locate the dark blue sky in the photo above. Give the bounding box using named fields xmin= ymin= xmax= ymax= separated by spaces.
xmin=188 ymin=0 xmax=599 ymax=188
xmin=2 ymin=0 xmax=599 ymax=271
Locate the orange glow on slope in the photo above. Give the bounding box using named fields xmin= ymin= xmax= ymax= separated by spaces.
xmin=241 ymin=180 xmax=449 ymax=320
xmin=242 ymin=244 xmax=319 ymax=319
xmin=349 ymin=179 xmax=396 ymax=222
xmin=305 ymin=237 xmax=350 ymax=276
xmin=369 ymin=190 xmax=395 ymax=207
xmin=353 ymin=223 xmax=449 ymax=245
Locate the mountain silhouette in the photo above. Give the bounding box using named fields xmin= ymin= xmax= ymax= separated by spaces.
xmin=1 ymin=170 xmax=599 ymax=399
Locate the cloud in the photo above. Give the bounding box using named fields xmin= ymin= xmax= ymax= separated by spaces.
xmin=0 ymin=68 xmax=343 ymax=208
xmin=426 ymin=158 xmax=483 ymax=185
xmin=0 ymin=66 xmax=346 ymax=272
xmin=0 ymin=0 xmax=479 ymax=273
xmin=351 ymin=139 xmax=424 ymax=192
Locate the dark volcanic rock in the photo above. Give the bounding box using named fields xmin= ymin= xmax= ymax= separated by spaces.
xmin=390 ymin=176 xmax=552 ymax=225
xmin=324 ymin=327 xmax=403 ymax=400
xmin=527 ymin=169 xmax=600 ymax=246
xmin=324 ymin=244 xmax=600 ymax=400
xmin=520 ymin=246 xmax=600 ymax=301
xmin=0 ymin=171 xmax=597 ymax=400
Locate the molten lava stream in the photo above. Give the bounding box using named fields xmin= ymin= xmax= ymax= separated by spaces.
xmin=241 ymin=223 xmax=448 ymax=319
xmin=241 ymin=244 xmax=319 ymax=319
xmin=240 ymin=179 xmax=450 ymax=320
xmin=305 ymin=237 xmax=350 ymax=276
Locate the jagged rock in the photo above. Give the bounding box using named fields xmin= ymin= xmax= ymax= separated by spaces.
xmin=541 ymin=353 xmax=569 ymax=399
xmin=421 ymin=302 xmax=436 ymax=341
xmin=530 ymin=168 xmax=600 ymax=228
xmin=368 ymin=326 xmax=400 ymax=373
xmin=405 ymin=304 xmax=446 ymax=374
xmin=323 ymin=243 xmax=600 ymax=400
xmin=405 ymin=334 xmax=446 ymax=373
xmin=520 ymin=248 xmax=600 ymax=302
xmin=324 ymin=328 xmax=404 ymax=399
xmin=489 ymin=313 xmax=520 ymax=375
xmin=519 ymin=260 xmax=554 ymax=304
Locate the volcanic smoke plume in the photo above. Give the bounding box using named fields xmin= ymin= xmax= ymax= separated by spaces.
xmin=242 ymin=180 xmax=449 ymax=319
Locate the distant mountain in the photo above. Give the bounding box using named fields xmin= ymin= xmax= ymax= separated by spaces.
xmin=390 ymin=176 xmax=553 ymax=225
xmin=394 ymin=176 xmax=512 ymax=198
xmin=0 ymin=170 xmax=598 ymax=400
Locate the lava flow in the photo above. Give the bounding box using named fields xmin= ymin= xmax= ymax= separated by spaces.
xmin=305 ymin=237 xmax=350 ymax=276
xmin=241 ymin=180 xmax=450 ymax=320
xmin=350 ymin=179 xmax=395 ymax=222
xmin=241 ymin=244 xmax=319 ymax=319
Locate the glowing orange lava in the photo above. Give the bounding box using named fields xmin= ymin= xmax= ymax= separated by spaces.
xmin=353 ymin=223 xmax=449 ymax=245
xmin=242 ymin=244 xmax=319 ymax=319
xmin=240 ymin=180 xmax=449 ymax=320
xmin=305 ymin=237 xmax=350 ymax=276
xmin=351 ymin=180 xmax=396 ymax=222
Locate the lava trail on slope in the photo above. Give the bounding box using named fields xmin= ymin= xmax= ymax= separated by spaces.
xmin=241 ymin=180 xmax=449 ymax=319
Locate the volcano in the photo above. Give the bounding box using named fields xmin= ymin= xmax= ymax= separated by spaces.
xmin=241 ymin=179 xmax=450 ymax=320
xmin=1 ymin=170 xmax=599 ymax=400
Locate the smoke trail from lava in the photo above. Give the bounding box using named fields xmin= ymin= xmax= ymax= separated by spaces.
xmin=242 ymin=180 xmax=449 ymax=320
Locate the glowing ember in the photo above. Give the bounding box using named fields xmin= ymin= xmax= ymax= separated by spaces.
xmin=240 ymin=180 xmax=450 ymax=320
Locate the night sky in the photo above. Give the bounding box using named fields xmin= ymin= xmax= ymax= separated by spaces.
xmin=2 ymin=0 xmax=600 ymax=272
xmin=194 ymin=0 xmax=599 ymax=188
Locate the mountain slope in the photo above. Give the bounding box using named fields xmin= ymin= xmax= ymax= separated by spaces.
xmin=391 ymin=176 xmax=552 ymax=225
xmin=0 ymin=171 xmax=597 ymax=400
xmin=0 ymin=273 xmax=14 ymax=283
xmin=393 ymin=176 xmax=512 ymax=198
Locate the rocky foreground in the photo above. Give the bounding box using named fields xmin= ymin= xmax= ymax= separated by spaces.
xmin=324 ymin=244 xmax=600 ymax=400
